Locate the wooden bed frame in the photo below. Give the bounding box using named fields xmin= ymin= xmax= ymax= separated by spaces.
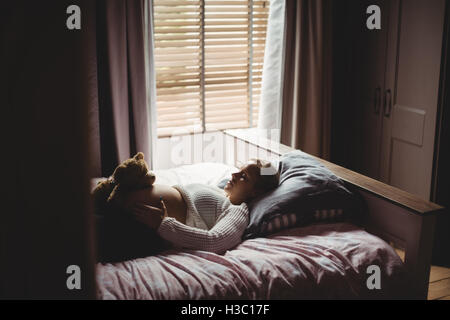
xmin=222 ymin=128 xmax=445 ymax=300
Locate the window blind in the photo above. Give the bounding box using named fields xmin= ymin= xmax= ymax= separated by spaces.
xmin=153 ymin=0 xmax=270 ymax=137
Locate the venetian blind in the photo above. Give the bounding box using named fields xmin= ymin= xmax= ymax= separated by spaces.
xmin=153 ymin=0 xmax=270 ymax=137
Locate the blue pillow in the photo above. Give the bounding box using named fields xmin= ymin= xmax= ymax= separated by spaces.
xmin=217 ymin=178 xmax=229 ymax=190
xmin=242 ymin=151 xmax=365 ymax=239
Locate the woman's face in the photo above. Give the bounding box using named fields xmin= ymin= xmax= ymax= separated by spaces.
xmin=224 ymin=163 xmax=260 ymax=205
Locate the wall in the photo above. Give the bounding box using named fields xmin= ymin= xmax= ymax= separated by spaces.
xmin=155 ymin=130 xmax=281 ymax=170
xmin=155 ymin=131 xmax=231 ymax=169
xmin=431 ymin=0 xmax=450 ymax=266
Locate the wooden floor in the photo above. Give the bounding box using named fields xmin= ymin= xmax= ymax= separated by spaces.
xmin=395 ymin=248 xmax=450 ymax=300
xmin=428 ymin=265 xmax=450 ymax=300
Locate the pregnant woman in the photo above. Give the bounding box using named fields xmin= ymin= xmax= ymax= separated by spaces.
xmin=121 ymin=159 xmax=279 ymax=254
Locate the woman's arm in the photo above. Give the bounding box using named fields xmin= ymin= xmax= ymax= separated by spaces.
xmin=157 ymin=203 xmax=249 ymax=254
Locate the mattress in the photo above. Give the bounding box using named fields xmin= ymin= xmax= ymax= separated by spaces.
xmin=95 ymin=162 xmax=406 ymax=299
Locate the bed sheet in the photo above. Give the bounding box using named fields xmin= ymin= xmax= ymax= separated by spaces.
xmin=96 ymin=222 xmax=405 ymax=299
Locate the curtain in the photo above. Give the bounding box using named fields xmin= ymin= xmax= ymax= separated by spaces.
xmin=93 ymin=0 xmax=157 ymax=177
xmin=257 ymin=0 xmax=286 ymax=139
xmin=259 ymin=0 xmax=333 ymax=160
xmin=280 ymin=0 xmax=333 ymax=159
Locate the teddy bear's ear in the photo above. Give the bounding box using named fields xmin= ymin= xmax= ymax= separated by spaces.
xmin=134 ymin=152 xmax=144 ymax=160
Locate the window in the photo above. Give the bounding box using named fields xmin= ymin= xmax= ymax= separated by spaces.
xmin=153 ymin=0 xmax=270 ymax=137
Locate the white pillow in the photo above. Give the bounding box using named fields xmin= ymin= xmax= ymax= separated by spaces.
xmin=153 ymin=162 xmax=238 ymax=186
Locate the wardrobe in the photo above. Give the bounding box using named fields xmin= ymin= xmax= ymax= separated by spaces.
xmin=349 ymin=0 xmax=446 ymax=200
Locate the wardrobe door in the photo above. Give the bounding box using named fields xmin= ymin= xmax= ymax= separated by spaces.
xmin=353 ymin=0 xmax=390 ymax=180
xmin=379 ymin=0 xmax=400 ymax=183
xmin=379 ymin=0 xmax=446 ymax=199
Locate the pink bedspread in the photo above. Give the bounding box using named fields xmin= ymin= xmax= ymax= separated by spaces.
xmin=96 ymin=223 xmax=406 ymax=299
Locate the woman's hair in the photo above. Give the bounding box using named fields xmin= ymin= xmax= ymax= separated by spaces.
xmin=92 ymin=177 xmax=117 ymax=216
xmin=91 ymin=178 xmax=170 ymax=262
xmin=245 ymin=159 xmax=280 ymax=197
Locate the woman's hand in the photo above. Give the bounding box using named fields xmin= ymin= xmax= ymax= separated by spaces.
xmin=132 ymin=198 xmax=167 ymax=230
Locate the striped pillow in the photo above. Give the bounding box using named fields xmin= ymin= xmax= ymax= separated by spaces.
xmin=259 ymin=209 xmax=345 ymax=235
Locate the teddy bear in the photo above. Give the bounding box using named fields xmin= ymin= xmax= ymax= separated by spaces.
xmin=93 ymin=152 xmax=155 ymax=214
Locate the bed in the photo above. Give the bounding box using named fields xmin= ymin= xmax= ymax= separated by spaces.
xmin=95 ymin=162 xmax=407 ymax=300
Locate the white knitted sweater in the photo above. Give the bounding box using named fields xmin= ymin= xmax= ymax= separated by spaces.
xmin=157 ymin=183 xmax=249 ymax=254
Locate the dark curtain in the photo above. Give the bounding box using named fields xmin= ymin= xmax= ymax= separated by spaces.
xmin=280 ymin=0 xmax=333 ymax=160
xmin=2 ymin=1 xmax=96 ymax=299
xmin=93 ymin=0 xmax=153 ymax=177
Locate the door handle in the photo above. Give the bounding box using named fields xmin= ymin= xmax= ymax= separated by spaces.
xmin=374 ymin=86 xmax=381 ymax=115
xmin=383 ymin=89 xmax=392 ymax=117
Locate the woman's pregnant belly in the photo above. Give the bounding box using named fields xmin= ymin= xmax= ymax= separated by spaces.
xmin=123 ymin=184 xmax=187 ymax=224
